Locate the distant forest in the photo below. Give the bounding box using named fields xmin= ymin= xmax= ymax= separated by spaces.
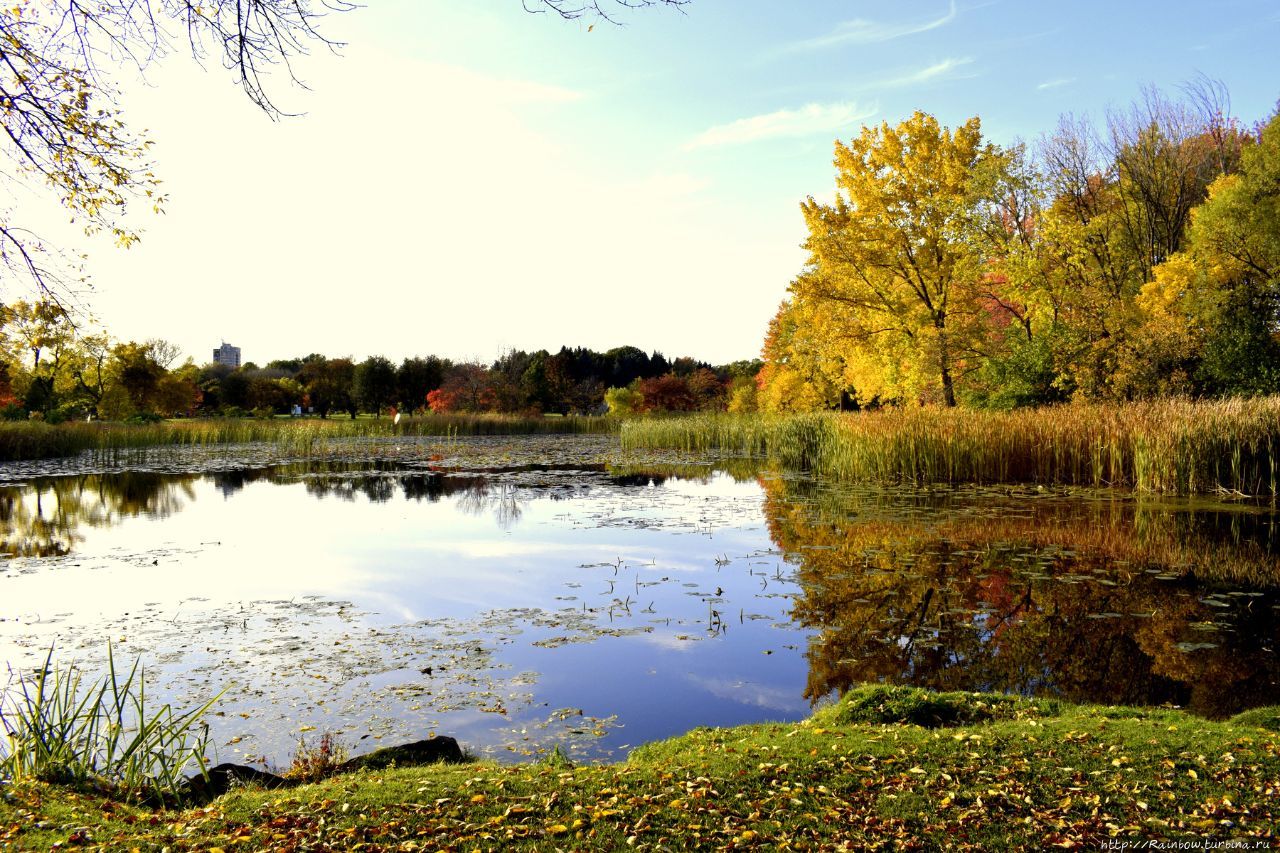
xmin=0 ymin=324 xmax=761 ymax=421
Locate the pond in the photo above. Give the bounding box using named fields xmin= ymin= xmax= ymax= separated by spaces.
xmin=1 ymin=435 xmax=1278 ymax=768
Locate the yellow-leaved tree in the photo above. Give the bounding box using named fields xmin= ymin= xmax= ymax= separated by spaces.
xmin=773 ymin=111 xmax=1021 ymax=407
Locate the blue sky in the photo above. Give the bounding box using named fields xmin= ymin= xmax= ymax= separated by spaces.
xmin=53 ymin=0 xmax=1280 ymax=366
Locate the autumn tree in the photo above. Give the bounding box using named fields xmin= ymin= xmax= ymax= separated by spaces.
xmin=63 ymin=332 xmax=113 ymax=414
xmin=787 ymin=112 xmax=1020 ymax=407
xmin=1021 ymin=86 xmax=1249 ymax=399
xmin=1 ymin=300 xmax=72 ymax=371
xmin=154 ymin=364 xmax=203 ymax=417
xmin=756 ymin=298 xmax=848 ymax=412
xmin=637 ymin=374 xmax=695 ymax=412
xmin=686 ymin=367 xmax=726 ymax=410
xmin=110 ymin=341 xmax=165 ymax=414
xmin=1138 ymin=109 xmax=1280 ymax=395
xmin=604 ymin=384 xmax=643 ymax=416
xmin=0 ymin=298 xmax=75 ymax=411
xmin=432 ymin=363 xmax=496 ymax=413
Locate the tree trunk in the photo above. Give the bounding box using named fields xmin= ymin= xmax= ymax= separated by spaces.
xmin=939 ymin=363 xmax=957 ymax=407
xmin=936 ymin=317 xmax=958 ymax=407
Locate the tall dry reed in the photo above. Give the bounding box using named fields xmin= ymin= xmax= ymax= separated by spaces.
xmin=621 ymin=399 xmax=1280 ymax=495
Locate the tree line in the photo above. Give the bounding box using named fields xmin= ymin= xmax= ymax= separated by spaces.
xmin=760 ymin=81 xmax=1280 ymax=409
xmin=0 ymin=319 xmax=761 ymax=421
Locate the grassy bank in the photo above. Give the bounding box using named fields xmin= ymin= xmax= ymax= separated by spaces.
xmin=0 ymin=414 xmax=617 ymax=462
xmin=621 ymin=398 xmax=1280 ymax=494
xmin=2 ymin=686 xmax=1277 ymax=850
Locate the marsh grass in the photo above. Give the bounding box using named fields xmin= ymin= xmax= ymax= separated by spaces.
xmin=622 ymin=398 xmax=1280 ymax=494
xmin=0 ymin=414 xmax=617 ymax=462
xmin=0 ymin=646 xmax=220 ymax=802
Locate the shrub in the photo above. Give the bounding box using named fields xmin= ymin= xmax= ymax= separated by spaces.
xmin=285 ymin=731 xmax=349 ymax=782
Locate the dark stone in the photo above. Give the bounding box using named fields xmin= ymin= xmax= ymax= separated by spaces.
xmin=336 ymin=736 xmax=465 ymax=772
xmin=182 ymin=763 xmax=297 ymax=803
xmin=180 ymin=736 xmax=466 ymax=803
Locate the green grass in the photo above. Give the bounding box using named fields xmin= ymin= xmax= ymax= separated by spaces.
xmin=622 ymin=398 xmax=1280 ymax=494
xmin=2 ymin=685 xmax=1277 ymax=850
xmin=0 ymin=414 xmax=618 ymax=462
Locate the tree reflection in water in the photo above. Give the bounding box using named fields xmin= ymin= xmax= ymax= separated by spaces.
xmin=0 ymin=463 xmax=606 ymax=557
xmin=765 ymin=478 xmax=1280 ymax=718
xmin=0 ymin=473 xmax=197 ymax=557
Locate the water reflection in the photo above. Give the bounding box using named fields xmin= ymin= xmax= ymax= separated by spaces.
xmin=0 ymin=463 xmax=619 ymax=554
xmin=765 ymin=479 xmax=1280 ymax=718
xmin=0 ymin=473 xmax=196 ymax=557
xmin=0 ymin=460 xmax=783 ymax=764
xmin=3 ymin=457 xmax=1278 ymax=746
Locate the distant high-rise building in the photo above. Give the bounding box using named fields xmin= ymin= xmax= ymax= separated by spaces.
xmin=213 ymin=342 xmax=242 ymax=369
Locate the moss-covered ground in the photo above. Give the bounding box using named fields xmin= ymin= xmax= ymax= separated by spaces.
xmin=2 ymin=686 xmax=1278 ymax=851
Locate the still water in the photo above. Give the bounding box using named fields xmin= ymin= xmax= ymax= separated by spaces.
xmin=1 ymin=437 xmax=1277 ymax=767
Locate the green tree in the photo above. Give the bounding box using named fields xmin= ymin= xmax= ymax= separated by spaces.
xmin=299 ymin=358 xmax=355 ymax=418
xmin=353 ymin=356 xmax=398 ymax=416
xmin=397 ymin=356 xmax=448 ymax=412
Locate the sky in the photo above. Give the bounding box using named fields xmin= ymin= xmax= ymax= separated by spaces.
xmin=23 ymin=0 xmax=1280 ymax=368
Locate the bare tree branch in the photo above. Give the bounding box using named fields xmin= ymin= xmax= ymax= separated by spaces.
xmin=524 ymin=0 xmax=688 ymax=25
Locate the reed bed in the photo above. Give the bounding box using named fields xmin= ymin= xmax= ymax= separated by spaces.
xmin=0 ymin=414 xmax=617 ymax=462
xmin=0 ymin=646 xmax=219 ymax=802
xmin=621 ymin=398 xmax=1280 ymax=495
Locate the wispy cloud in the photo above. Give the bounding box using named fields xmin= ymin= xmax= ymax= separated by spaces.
xmin=685 ymin=675 xmax=809 ymax=713
xmin=1036 ymin=77 xmax=1076 ymax=91
xmin=780 ymin=0 xmax=957 ymax=54
xmin=871 ymin=57 xmax=975 ymax=89
xmin=685 ymin=101 xmax=877 ymax=150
